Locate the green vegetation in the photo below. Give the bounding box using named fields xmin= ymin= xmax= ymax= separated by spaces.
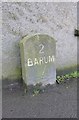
xmin=56 ymin=71 xmax=79 ymax=83
xmin=33 ymin=89 xmax=40 ymax=96
xmin=32 ymin=83 xmax=42 ymax=96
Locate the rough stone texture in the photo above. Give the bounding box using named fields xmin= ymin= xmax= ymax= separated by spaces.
xmin=0 ymin=2 xmax=2 ymax=81
xmin=0 ymin=2 xmax=2 ymax=119
xmin=20 ymin=34 xmax=56 ymax=85
xmin=2 ymin=2 xmax=77 ymax=80
xmin=77 ymin=2 xmax=79 ymax=67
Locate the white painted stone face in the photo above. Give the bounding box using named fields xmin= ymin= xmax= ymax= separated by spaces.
xmin=27 ymin=55 xmax=55 ymax=67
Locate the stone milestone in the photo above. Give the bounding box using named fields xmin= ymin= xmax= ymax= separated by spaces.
xmin=20 ymin=34 xmax=56 ymax=86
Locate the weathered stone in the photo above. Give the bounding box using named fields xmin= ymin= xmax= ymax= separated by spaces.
xmin=20 ymin=34 xmax=56 ymax=86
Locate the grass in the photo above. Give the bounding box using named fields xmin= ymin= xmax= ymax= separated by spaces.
xmin=56 ymin=71 xmax=79 ymax=83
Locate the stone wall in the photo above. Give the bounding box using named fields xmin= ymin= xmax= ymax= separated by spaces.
xmin=2 ymin=2 xmax=77 ymax=80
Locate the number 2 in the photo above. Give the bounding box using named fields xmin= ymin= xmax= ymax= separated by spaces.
xmin=39 ymin=44 xmax=44 ymax=54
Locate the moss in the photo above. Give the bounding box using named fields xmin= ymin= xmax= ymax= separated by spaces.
xmin=3 ymin=67 xmax=22 ymax=81
xmin=56 ymin=71 xmax=78 ymax=83
xmin=15 ymin=67 xmax=21 ymax=77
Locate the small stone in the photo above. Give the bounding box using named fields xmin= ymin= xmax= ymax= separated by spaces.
xmin=66 ymin=86 xmax=68 ymax=89
xmin=20 ymin=34 xmax=56 ymax=86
